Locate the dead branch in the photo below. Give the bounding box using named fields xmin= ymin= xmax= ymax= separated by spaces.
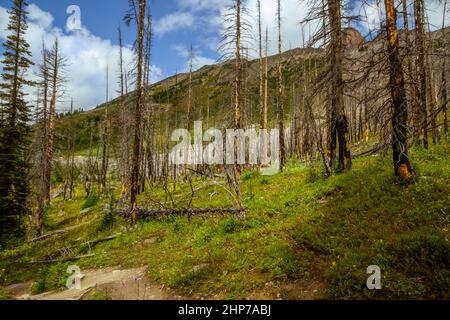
xmin=31 ymin=253 xmax=96 ymax=264
xmin=53 ymin=234 xmax=122 ymax=256
xmin=27 ymin=220 xmax=98 ymax=243
xmin=115 ymin=207 xmax=247 ymax=221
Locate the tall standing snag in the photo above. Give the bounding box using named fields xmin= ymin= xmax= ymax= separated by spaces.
xmin=414 ymin=0 xmax=428 ymax=148
xmin=258 ymin=0 xmax=265 ymax=132
xmin=128 ymin=0 xmax=147 ymax=224
xmin=277 ymin=0 xmax=286 ymax=173
xmin=184 ymin=45 xmax=194 ymax=179
xmin=99 ymin=65 xmax=110 ymax=194
xmin=328 ymin=0 xmax=351 ymax=172
xmin=384 ymin=0 xmax=413 ymax=179
xmin=440 ymin=0 xmax=448 ymax=138
xmin=235 ymin=0 xmax=243 ymax=176
xmin=44 ymin=39 xmax=66 ymax=205
xmin=118 ymin=24 xmax=130 ymax=196
xmin=401 ymin=0 xmax=419 ymax=136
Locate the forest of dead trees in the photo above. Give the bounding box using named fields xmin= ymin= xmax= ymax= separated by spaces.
xmin=0 ymin=0 xmax=448 ymax=241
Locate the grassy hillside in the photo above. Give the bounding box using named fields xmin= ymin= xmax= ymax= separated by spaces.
xmin=54 ymin=48 xmax=325 ymax=155
xmin=53 ymin=26 xmax=449 ymax=158
xmin=1 ymin=143 xmax=448 ymax=299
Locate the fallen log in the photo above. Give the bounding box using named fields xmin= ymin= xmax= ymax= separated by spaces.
xmin=27 ymin=220 xmax=99 ymax=243
xmin=352 ymin=143 xmax=387 ymax=159
xmin=31 ymin=253 xmax=96 ymax=264
xmin=27 ymin=230 xmax=67 ymax=243
xmin=115 ymin=207 xmax=246 ymax=221
xmin=53 ymin=234 xmax=121 ymax=256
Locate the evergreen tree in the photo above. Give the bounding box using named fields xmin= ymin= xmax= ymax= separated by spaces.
xmin=0 ymin=0 xmax=34 ymax=242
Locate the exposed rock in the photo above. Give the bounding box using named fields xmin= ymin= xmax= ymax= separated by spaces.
xmin=192 ymin=263 xmax=210 ymax=273
xmin=343 ymin=27 xmax=365 ymax=49
xmin=142 ymin=237 xmax=157 ymax=246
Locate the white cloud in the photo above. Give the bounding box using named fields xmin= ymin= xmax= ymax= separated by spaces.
xmin=353 ymin=0 xmax=449 ymax=36
xmin=426 ymin=0 xmax=450 ymax=30
xmin=177 ymin=0 xmax=230 ymax=12
xmin=172 ymin=44 xmax=216 ymax=71
xmin=27 ymin=3 xmax=54 ymax=30
xmin=0 ymin=6 xmax=8 ymax=34
xmin=173 ymin=44 xmax=189 ymax=58
xmin=0 ymin=3 xmax=164 ymax=111
xmin=154 ymin=12 xmax=194 ymax=36
xmin=216 ymin=0 xmax=315 ymax=59
xmin=353 ymin=1 xmax=384 ymax=34
xmin=149 ymin=65 xmax=163 ymax=83
xmin=192 ymin=55 xmax=216 ymax=70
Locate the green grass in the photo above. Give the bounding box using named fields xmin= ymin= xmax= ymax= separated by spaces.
xmin=292 ymin=144 xmax=450 ymax=299
xmin=0 ymin=143 xmax=449 ymax=299
xmin=0 ymin=287 xmax=11 ymax=300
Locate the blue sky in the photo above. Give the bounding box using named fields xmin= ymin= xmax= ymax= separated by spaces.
xmin=0 ymin=0 xmax=230 ymax=110
xmin=0 ymin=0 xmax=447 ymax=111
xmin=0 ymin=0 xmax=222 ymax=77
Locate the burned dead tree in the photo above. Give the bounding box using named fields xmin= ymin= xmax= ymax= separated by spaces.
xmin=384 ymin=0 xmax=413 ymax=179
xmin=328 ymin=0 xmax=351 ymax=172
xmin=414 ymin=0 xmax=429 ymax=148
xmin=125 ymin=0 xmax=147 ymax=223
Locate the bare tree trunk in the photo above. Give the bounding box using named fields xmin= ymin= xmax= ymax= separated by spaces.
xmin=385 ymin=0 xmax=413 ymax=179
xmin=264 ymin=26 xmax=269 ymax=130
xmin=63 ymin=99 xmax=76 ymax=201
xmin=258 ymin=0 xmax=264 ymax=132
xmin=118 ymin=24 xmax=130 ymax=197
xmin=234 ymin=0 xmax=242 ymax=176
xmin=185 ymin=45 xmax=194 ymax=179
xmin=328 ymin=0 xmax=351 ymax=171
xmin=36 ymin=42 xmax=49 ymax=235
xmin=84 ymin=123 xmax=94 ymax=198
xmin=130 ymin=0 xmax=147 ymax=224
xmin=402 ymin=0 xmax=420 ymax=137
xmin=45 ymin=39 xmax=60 ymax=205
xmin=277 ymin=0 xmax=286 ymax=172
xmin=442 ymin=0 xmax=448 ymax=138
xmin=99 ymin=65 xmax=109 ymax=194
xmin=414 ymin=0 xmax=429 ymax=148
xmin=142 ymin=9 xmax=153 ymax=192
xmin=425 ymin=17 xmax=438 ymax=144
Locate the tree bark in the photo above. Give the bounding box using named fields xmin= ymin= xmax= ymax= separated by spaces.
xmin=328 ymin=0 xmax=351 ymax=171
xmin=385 ymin=0 xmax=413 ymax=179
xmin=414 ymin=0 xmax=429 ymax=148
xmin=277 ymin=0 xmax=286 ymax=172
xmin=45 ymin=39 xmax=60 ymax=205
xmin=442 ymin=0 xmax=448 ymax=138
xmin=258 ymin=0 xmax=264 ymax=132
xmin=130 ymin=0 xmax=147 ymax=224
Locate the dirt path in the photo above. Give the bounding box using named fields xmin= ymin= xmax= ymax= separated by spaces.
xmin=7 ymin=266 xmax=186 ymax=300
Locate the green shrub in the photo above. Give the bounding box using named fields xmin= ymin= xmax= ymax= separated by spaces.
xmin=305 ymin=166 xmax=322 ymax=183
xmin=218 ymin=218 xmax=247 ymax=234
xmin=0 ymin=287 xmax=11 ymax=300
xmin=32 ymin=263 xmax=70 ymax=294
xmin=259 ymin=240 xmax=300 ymax=280
xmin=82 ymin=192 xmax=98 ymax=210
xmin=51 ymin=162 xmax=65 ymax=184
xmin=242 ymin=170 xmax=258 ymax=181
xmin=99 ymin=195 xmax=116 ymax=231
